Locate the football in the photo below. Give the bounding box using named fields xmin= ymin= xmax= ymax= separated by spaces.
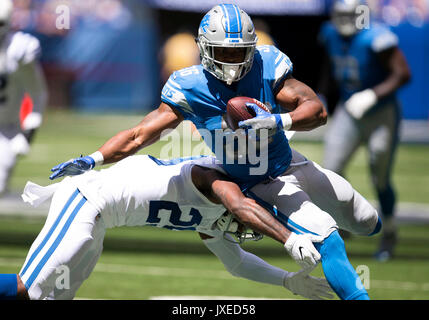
xmin=225 ymin=96 xmax=270 ymax=130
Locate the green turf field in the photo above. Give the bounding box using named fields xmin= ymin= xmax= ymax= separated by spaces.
xmin=1 ymin=110 xmax=429 ymax=300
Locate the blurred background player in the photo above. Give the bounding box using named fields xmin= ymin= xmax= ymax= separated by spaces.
xmin=317 ymin=0 xmax=411 ymax=261
xmin=0 ymin=0 xmax=48 ymax=196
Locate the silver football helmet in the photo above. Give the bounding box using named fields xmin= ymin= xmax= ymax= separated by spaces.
xmin=331 ymin=0 xmax=364 ymax=37
xmin=196 ymin=4 xmax=257 ymax=85
xmin=216 ymin=211 xmax=263 ymax=244
xmin=0 ymin=0 xmax=12 ymax=40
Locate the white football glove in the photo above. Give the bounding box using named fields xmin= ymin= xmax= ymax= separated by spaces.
xmin=344 ymin=89 xmax=378 ymax=119
xmin=284 ymin=232 xmax=324 ymax=270
xmin=10 ymin=133 xmax=30 ymax=156
xmin=284 ymin=268 xmax=334 ymax=300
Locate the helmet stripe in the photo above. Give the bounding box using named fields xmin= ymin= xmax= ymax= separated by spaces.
xmin=221 ymin=4 xmax=241 ymax=39
xmin=232 ymin=4 xmax=243 ymax=38
xmin=219 ymin=4 xmax=230 ymax=36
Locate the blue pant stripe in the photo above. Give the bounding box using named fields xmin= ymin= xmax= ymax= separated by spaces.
xmin=20 ymin=189 xmax=80 ymax=278
xmin=24 ymin=196 xmax=87 ymax=289
xmin=245 ymin=190 xmax=320 ymax=236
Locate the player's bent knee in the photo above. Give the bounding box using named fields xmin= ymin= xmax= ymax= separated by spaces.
xmin=352 ymin=191 xmax=380 ymax=236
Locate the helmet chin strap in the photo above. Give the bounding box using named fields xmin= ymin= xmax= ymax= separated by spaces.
xmin=223 ymin=65 xmax=241 ymax=85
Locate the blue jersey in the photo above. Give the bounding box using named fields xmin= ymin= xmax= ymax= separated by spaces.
xmin=319 ymin=22 xmax=399 ymax=104
xmin=161 ymin=45 xmax=293 ymax=190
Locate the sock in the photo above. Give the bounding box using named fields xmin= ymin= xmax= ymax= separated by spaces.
xmin=377 ymin=184 xmax=396 ymax=219
xmin=0 ymin=274 xmax=18 ymax=300
xmin=314 ymin=231 xmax=369 ymax=300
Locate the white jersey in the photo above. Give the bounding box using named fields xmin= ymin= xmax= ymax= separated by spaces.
xmin=70 ymin=155 xmax=227 ymax=233
xmin=0 ymin=31 xmax=47 ymax=133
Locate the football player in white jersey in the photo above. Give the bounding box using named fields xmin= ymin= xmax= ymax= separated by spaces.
xmin=0 ymin=0 xmax=48 ymax=195
xmin=48 ymin=4 xmax=380 ymax=300
xmin=0 ymin=155 xmax=333 ymax=300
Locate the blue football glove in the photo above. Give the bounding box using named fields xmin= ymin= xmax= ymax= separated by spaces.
xmin=238 ymin=103 xmax=285 ymax=131
xmin=49 ymin=155 xmax=95 ymax=180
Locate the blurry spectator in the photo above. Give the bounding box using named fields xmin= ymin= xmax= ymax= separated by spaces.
xmin=160 ymin=31 xmax=199 ymax=82
xmin=317 ymin=0 xmax=411 ymax=261
xmin=254 ymin=19 xmax=275 ymax=46
xmin=0 ymin=0 xmax=48 ymax=195
xmin=7 ymin=0 xmax=159 ymax=111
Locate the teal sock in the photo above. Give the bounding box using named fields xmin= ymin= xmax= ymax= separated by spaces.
xmin=315 ymin=231 xmax=370 ymax=300
xmin=0 ymin=274 xmax=18 ymax=300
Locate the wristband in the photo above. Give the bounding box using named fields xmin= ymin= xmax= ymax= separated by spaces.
xmin=89 ymin=151 xmax=104 ymax=166
xmin=279 ymin=113 xmax=292 ymax=131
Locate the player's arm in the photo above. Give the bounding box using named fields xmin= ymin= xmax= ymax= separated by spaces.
xmin=97 ymin=102 xmax=183 ymax=164
xmin=14 ymin=33 xmax=48 ymax=145
xmin=275 ymin=76 xmax=328 ymax=131
xmin=373 ymin=47 xmax=411 ymax=100
xmin=345 ymin=39 xmax=411 ymax=119
xmin=49 ymin=102 xmax=183 ymax=180
xmin=192 ymin=165 xmax=322 ymax=270
xmin=238 ymin=75 xmax=327 ymax=133
xmin=194 ymin=166 xmax=332 ymax=299
xmin=193 ymin=165 xmax=289 ymax=244
xmin=200 ymin=232 xmax=333 ymax=300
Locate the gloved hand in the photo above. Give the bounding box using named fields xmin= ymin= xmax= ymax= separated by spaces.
xmin=284 ymin=232 xmax=324 ymax=270
xmin=284 ymin=268 xmax=334 ymax=300
xmin=10 ymin=133 xmax=30 ymax=156
xmin=344 ymin=89 xmax=377 ymax=119
xmin=49 ymin=155 xmax=95 ymax=180
xmin=238 ymin=103 xmax=292 ymax=131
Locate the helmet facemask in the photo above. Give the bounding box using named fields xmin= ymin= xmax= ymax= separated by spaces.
xmin=331 ymin=0 xmax=363 ymax=37
xmin=198 ymin=41 xmax=256 ymax=85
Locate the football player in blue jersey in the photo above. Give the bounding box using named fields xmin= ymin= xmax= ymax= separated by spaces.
xmin=317 ymin=0 xmax=411 ymax=261
xmin=49 ymin=4 xmax=382 ymax=300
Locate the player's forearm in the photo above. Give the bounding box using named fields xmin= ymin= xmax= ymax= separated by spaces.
xmin=231 ymin=198 xmax=291 ymax=244
xmin=94 ymin=104 xmax=182 ymax=165
xmin=373 ymin=47 xmax=411 ymax=100
xmin=288 ymin=100 xmax=327 ymax=131
xmin=372 ymin=70 xmax=411 ymax=100
xmin=209 ymin=176 xmax=291 ymax=244
xmin=276 ymin=78 xmax=328 ymax=131
xmin=97 ymin=128 xmax=148 ymax=164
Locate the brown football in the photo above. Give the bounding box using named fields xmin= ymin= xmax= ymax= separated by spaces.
xmin=225 ymin=96 xmax=270 ymax=130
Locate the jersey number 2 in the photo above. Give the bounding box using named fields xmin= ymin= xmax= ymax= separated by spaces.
xmin=147 ymin=200 xmax=203 ymax=230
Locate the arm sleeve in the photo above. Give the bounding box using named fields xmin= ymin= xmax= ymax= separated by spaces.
xmin=202 ymin=233 xmax=288 ymax=287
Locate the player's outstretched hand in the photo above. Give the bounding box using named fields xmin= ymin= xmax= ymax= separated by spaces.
xmin=284 ymin=268 xmax=334 ymax=300
xmin=284 ymin=232 xmax=323 ymax=270
xmin=49 ymin=155 xmax=95 ymax=180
